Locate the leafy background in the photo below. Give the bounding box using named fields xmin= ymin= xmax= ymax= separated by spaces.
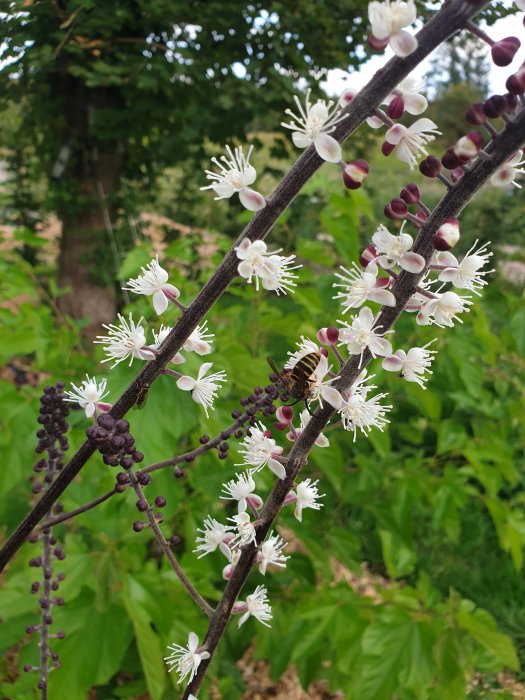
xmin=1 ymin=1 xmax=525 ymax=699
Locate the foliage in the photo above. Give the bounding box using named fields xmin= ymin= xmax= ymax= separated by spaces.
xmin=1 ymin=167 xmax=524 ymax=698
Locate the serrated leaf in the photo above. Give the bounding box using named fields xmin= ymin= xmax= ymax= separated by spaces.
xmin=457 ymin=609 xmax=518 ymax=670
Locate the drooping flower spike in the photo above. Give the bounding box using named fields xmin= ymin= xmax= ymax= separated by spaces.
xmin=235 ymin=238 xmax=301 ymax=295
xmin=201 ymin=145 xmax=266 ymax=211
xmin=122 ymin=257 xmax=180 ymax=315
xmin=281 ymin=89 xmax=347 ymax=163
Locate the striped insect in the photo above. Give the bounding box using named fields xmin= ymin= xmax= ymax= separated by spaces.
xmin=267 ymin=351 xmax=322 ymax=415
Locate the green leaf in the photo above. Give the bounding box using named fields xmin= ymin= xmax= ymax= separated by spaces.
xmin=457 ymin=608 xmax=518 ymax=670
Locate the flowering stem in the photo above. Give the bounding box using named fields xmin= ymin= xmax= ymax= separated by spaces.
xmin=0 ymin=0 xmax=493 ymax=575
xmin=127 ymin=468 xmax=214 ymax=618
xmin=183 ymin=104 xmax=525 ymax=700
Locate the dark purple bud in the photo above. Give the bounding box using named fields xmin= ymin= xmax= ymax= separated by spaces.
xmin=115 ymin=483 xmax=127 ymax=493
xmin=56 ymin=630 xmax=65 ymax=638
xmin=220 ymin=431 xmax=230 ymax=440
xmin=136 ymin=500 xmax=148 ymax=512
xmin=114 ymin=419 xmax=130 ymax=434
xmin=505 ymin=93 xmax=518 ymax=110
xmin=506 ymin=70 xmax=525 ymax=95
xmin=51 ymin=582 xmax=59 ymax=590
xmin=103 ymin=454 xmax=120 ymax=467
xmin=174 ymin=467 xmax=185 ymax=479
xmin=451 ymin=167 xmax=465 ymax=183
xmin=387 ymin=95 xmax=404 ymax=119
xmin=400 ymin=183 xmax=420 ymax=205
xmin=199 ymin=435 xmax=210 ymax=444
xmin=184 ymin=454 xmax=194 ymax=463
xmin=169 ymin=535 xmax=182 ymax=548
xmin=29 ymin=557 xmax=42 ymax=567
xmin=119 ymin=456 xmax=133 ymax=470
xmin=234 ymin=429 xmax=244 ymax=438
xmin=342 ymin=159 xmax=369 ymax=189
xmin=483 ymin=94 xmax=507 ymax=118
xmin=116 ymin=472 xmax=129 ymax=484
xmin=385 ymin=198 xmax=408 ymax=219
xmin=110 ymin=435 xmax=125 ymax=451
xmin=97 ymin=414 xmax=115 ymax=430
xmin=491 ymin=36 xmax=521 ymax=67
xmin=231 ymin=409 xmax=242 ymax=419
xmin=219 ymin=442 xmax=229 ymax=453
xmin=54 ymin=597 xmax=65 ymax=606
xmin=414 ymin=209 xmax=428 ymax=222
xmin=132 ymin=450 xmax=144 ymax=463
xmin=133 ymin=520 xmax=145 ymax=532
xmin=57 ymin=572 xmax=65 ymax=581
xmin=441 ymin=148 xmax=461 ymax=170
xmin=31 ymin=582 xmax=40 ymax=593
xmin=419 ymin=155 xmax=441 ymax=178
xmin=23 ymin=664 xmax=33 ymax=673
xmin=359 ymin=244 xmax=379 ymax=267
xmin=381 ymin=140 xmax=395 ymax=157
xmin=154 ymin=496 xmax=166 ymax=508
xmin=137 ymin=472 xmax=151 ymax=486
xmin=218 ymin=452 xmax=228 ymax=460
xmin=43 ymin=615 xmax=53 ymax=625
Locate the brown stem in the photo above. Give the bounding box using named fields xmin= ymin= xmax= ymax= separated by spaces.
xmin=0 ymin=0 xmax=492 ymax=576
xmin=38 ymin=488 xmax=118 ymax=530
xmin=183 ymin=107 xmax=525 ymax=699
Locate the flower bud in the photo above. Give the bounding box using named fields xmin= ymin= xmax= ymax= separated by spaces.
xmin=342 ymin=159 xmax=369 ymax=189
xmin=506 ymin=68 xmax=525 ymax=95
xmin=419 ymin=155 xmax=441 ymax=178
xmin=384 ymin=198 xmax=408 ymax=219
xmin=483 ymin=94 xmax=507 ymax=118
xmin=433 ymin=219 xmax=460 ymax=251
xmin=453 ymin=132 xmax=483 ymax=161
xmin=465 ymin=102 xmax=487 ymax=125
xmin=276 ymin=405 xmax=293 ymax=423
xmin=359 ymin=244 xmax=379 ymax=267
xmin=368 ymin=33 xmax=389 ymax=51
xmin=387 ymin=95 xmax=404 ymax=119
xmin=400 ymin=183 xmax=420 ymax=205
xmin=381 ymin=140 xmax=395 ymax=157
xmin=451 ymin=167 xmax=465 ymax=183
xmin=414 ymin=209 xmax=428 ymax=222
xmin=441 ymin=148 xmax=461 ymax=170
xmin=317 ymin=326 xmax=339 ymax=346
xmin=505 ymin=92 xmax=518 ymax=110
xmin=491 ymin=36 xmax=521 ymax=67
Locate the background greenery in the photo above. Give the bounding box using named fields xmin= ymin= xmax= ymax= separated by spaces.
xmin=1 ymin=1 xmax=525 ymax=699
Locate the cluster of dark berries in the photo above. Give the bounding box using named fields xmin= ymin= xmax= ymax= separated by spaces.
xmin=87 ymin=416 xmax=144 ymax=471
xmin=33 ymin=383 xmax=69 ymax=493
xmin=132 ymin=494 xmax=166 ymax=532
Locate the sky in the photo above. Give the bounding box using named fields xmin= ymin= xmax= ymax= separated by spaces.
xmin=322 ymin=13 xmax=522 ymax=98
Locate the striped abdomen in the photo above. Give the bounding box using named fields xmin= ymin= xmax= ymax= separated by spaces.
xmin=290 ymin=351 xmax=321 ymax=383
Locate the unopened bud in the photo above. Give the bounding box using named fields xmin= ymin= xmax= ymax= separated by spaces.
xmin=400 ymin=183 xmax=420 ymax=204
xmin=483 ymin=94 xmax=507 ymax=118
xmin=441 ymin=148 xmax=461 ymax=170
xmin=465 ymin=102 xmax=487 ymax=125
xmin=414 ymin=209 xmax=428 ymax=222
xmin=368 ymin=33 xmax=389 ymax=51
xmin=505 ymin=93 xmax=518 ymax=110
xmin=317 ymin=326 xmax=339 ymax=346
xmin=276 ymin=405 xmax=294 ymax=423
xmin=506 ymin=68 xmax=525 ymax=95
xmin=381 ymin=140 xmax=395 ymax=157
xmin=451 ymin=167 xmax=465 ymax=183
xmin=359 ymin=244 xmax=379 ymax=267
xmin=433 ymin=219 xmax=460 ymax=251
xmin=453 ymin=132 xmax=483 ymax=161
xmin=491 ymin=36 xmax=521 ymax=67
xmin=419 ymin=155 xmax=441 ymax=178
xmin=384 ymin=198 xmax=408 ymax=219
xmin=342 ymin=159 xmax=369 ymax=189
xmin=387 ymin=95 xmax=404 ymax=119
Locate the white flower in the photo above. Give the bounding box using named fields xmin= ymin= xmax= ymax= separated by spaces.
xmin=417 ymin=290 xmax=472 ymax=328
xmin=338 ymin=307 xmax=393 ymax=366
xmin=385 ymin=118 xmax=441 ymax=170
xmin=235 ymin=238 xmax=300 ymax=295
xmin=194 ymin=516 xmax=234 ymax=558
xmin=372 ymin=224 xmax=425 ymax=273
xmin=490 ymin=152 xmax=525 ymax=188
xmin=234 ymin=585 xmax=273 ymax=627
xmin=164 ymin=632 xmax=210 ymax=684
xmin=122 ymin=257 xmax=180 ymax=315
xmin=368 ymin=0 xmax=418 ymax=57
xmin=151 ymin=325 xmax=185 ymax=364
xmin=290 ymin=478 xmax=325 ymax=522
xmin=201 ymin=145 xmax=266 ymax=211
xmin=64 ymin=375 xmax=110 ymax=418
xmin=333 ymin=262 xmax=396 ymax=311
xmin=338 ymin=378 xmax=392 ymax=441
xmin=281 ymin=89 xmax=347 ymax=163
xmin=385 ymin=77 xmax=427 ymax=115
xmin=176 ymin=363 xmax=227 ymax=418
xmin=222 ymin=547 xmax=242 ymax=580
xmin=220 ymin=470 xmax=262 ymax=513
xmin=183 ymin=322 xmax=214 ymax=355
xmin=382 ymin=340 xmax=437 ymax=388
xmin=287 ymin=409 xmax=330 ymax=447
xmin=436 ymin=241 xmax=494 ymax=295
xmin=94 ymin=314 xmax=155 ymax=368
xmin=236 ymin=422 xmax=286 ymax=479
xmin=285 ymin=338 xmax=344 ymax=409
xmin=257 ymin=532 xmax=289 ymax=575
xmin=228 ymin=511 xmax=257 ymax=548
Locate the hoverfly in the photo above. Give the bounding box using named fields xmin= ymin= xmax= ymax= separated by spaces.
xmin=267 ymin=351 xmax=322 ymax=415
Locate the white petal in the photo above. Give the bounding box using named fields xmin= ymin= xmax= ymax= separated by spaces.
xmin=404 ymin=93 xmax=427 ymax=115
xmin=188 ymin=632 xmax=198 ymax=653
xmin=367 ymin=115 xmax=385 ymax=129
xmin=400 ymin=252 xmax=426 ymax=273
xmin=197 ymin=362 xmax=213 ymax=379
xmin=435 ymin=251 xmax=458 ymax=267
xmin=153 ymin=290 xmax=169 ymax=315
xmin=389 ymin=31 xmax=418 ymax=58
xmin=212 ymin=181 xmax=236 ymax=198
xmin=268 ymin=457 xmax=287 ymax=480
xmin=85 ymin=402 xmax=96 ymax=418
xmin=320 ymin=385 xmax=345 ymax=410
xmin=176 ymin=376 xmax=196 ymax=391
xmin=410 ymin=117 xmax=439 ymax=134
xmin=382 ymin=355 xmax=404 ymax=372
xmin=292 ymin=132 xmax=312 ymax=149
xmin=239 ymin=187 xmax=266 ymax=212
xmin=369 ymin=337 xmax=393 ymax=357
xmin=368 ymin=288 xmax=396 ymax=306
xmin=314 ymin=134 xmax=342 ymax=163
xmin=315 ymin=434 xmax=330 ymax=448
